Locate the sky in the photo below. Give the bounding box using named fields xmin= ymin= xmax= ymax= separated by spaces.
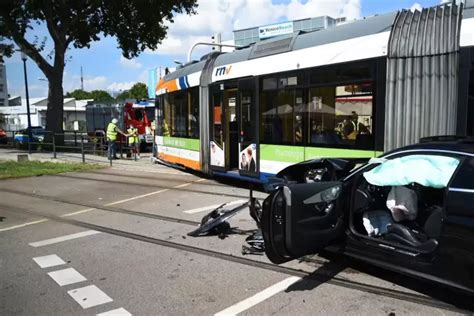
xmin=4 ymin=0 xmax=443 ymax=99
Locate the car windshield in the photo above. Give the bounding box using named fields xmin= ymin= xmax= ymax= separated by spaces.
xmin=363 ymin=155 xmax=460 ymax=188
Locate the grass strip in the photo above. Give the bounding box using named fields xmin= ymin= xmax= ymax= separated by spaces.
xmin=0 ymin=160 xmax=104 ymax=180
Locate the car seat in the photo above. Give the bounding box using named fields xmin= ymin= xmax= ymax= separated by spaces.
xmin=384 ymin=205 xmax=444 ymax=253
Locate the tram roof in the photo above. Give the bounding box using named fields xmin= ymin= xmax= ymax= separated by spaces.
xmin=162 ymin=2 xmax=474 ymax=81
xmin=214 ymin=11 xmax=397 ymax=68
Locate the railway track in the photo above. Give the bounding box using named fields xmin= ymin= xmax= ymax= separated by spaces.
xmin=54 ymin=173 xmax=264 ymax=200
xmin=0 ymin=200 xmax=468 ymax=313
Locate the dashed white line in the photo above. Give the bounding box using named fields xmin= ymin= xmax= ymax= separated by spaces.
xmin=61 ymin=208 xmax=96 ymax=217
xmin=184 ymin=200 xmax=248 ymax=214
xmin=104 ymin=189 xmax=169 ymax=206
xmin=97 ymin=307 xmax=132 ymax=316
xmin=214 ymin=276 xmax=301 ymax=316
xmin=48 ymin=268 xmax=87 ymax=286
xmin=0 ymin=219 xmax=48 ymax=232
xmin=29 ymin=230 xmax=101 ymax=247
xmin=68 ymin=285 xmax=113 ymax=309
xmin=173 ymin=183 xmax=192 ymax=188
xmin=33 ymin=254 xmax=66 ymax=268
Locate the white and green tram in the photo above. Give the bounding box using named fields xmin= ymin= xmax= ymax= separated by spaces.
xmin=153 ymin=2 xmax=474 ymax=183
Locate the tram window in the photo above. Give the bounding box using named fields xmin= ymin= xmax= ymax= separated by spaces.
xmin=263 ymin=78 xmax=278 ymax=90
xmin=309 ymin=62 xmax=372 ymax=85
xmin=240 ymin=91 xmax=252 ymax=141
xmin=213 ymin=94 xmax=223 ymax=146
xmin=308 ymin=83 xmax=373 ymax=149
xmin=162 ymin=88 xmax=200 ymax=139
xmin=260 ymin=90 xmax=296 ymax=144
xmin=189 ymin=88 xmax=199 ymax=138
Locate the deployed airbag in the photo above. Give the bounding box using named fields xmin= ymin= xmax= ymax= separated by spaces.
xmin=363 ymin=155 xmax=459 ymax=188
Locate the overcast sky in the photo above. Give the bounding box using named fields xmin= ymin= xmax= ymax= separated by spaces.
xmin=4 ymin=0 xmax=442 ymax=99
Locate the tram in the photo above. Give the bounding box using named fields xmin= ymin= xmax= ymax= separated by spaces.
xmin=153 ymin=3 xmax=474 ymax=183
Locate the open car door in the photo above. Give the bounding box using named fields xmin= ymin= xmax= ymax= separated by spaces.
xmin=262 ymin=182 xmax=345 ymax=264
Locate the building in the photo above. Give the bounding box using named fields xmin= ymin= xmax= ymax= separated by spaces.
xmin=0 ymin=97 xmax=91 ymax=131
xmin=0 ymin=55 xmax=8 ymax=107
xmin=233 ymin=16 xmax=338 ymax=46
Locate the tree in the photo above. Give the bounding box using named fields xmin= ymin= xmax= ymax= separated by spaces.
xmin=128 ymin=82 xmax=148 ymax=100
xmin=90 ymin=90 xmax=114 ymax=103
xmin=65 ymin=89 xmax=92 ymax=100
xmin=115 ymin=82 xmax=148 ymax=101
xmin=0 ymin=0 xmax=197 ymax=139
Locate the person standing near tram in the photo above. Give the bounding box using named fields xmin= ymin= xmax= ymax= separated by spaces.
xmin=106 ymin=118 xmax=129 ymax=160
xmin=127 ymin=123 xmax=140 ymax=160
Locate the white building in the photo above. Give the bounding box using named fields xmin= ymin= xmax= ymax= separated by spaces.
xmin=0 ymin=96 xmax=92 ymax=131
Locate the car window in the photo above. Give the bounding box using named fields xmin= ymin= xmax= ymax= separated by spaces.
xmin=363 ymin=154 xmax=461 ymax=189
xmin=449 ymin=157 xmax=474 ymax=190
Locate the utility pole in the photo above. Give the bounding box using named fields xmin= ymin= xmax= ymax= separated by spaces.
xmin=21 ymin=52 xmax=32 ymax=154
xmin=80 ymin=66 xmax=84 ymax=90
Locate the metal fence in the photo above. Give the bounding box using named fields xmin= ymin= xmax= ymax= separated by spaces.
xmin=0 ymin=129 xmax=140 ymax=166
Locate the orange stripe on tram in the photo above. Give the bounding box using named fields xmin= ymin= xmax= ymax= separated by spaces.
xmin=156 ymin=78 xmax=178 ymax=94
xmin=159 ymin=152 xmax=201 ymax=171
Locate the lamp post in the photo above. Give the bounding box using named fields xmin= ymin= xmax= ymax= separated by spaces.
xmin=21 ymin=51 xmax=32 ymax=154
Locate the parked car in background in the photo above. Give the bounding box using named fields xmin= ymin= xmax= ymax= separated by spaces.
xmin=0 ymin=128 xmax=8 ymax=144
xmin=262 ymin=136 xmax=474 ymax=294
xmin=14 ymin=127 xmax=46 ymax=148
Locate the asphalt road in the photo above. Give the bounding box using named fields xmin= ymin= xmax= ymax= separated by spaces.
xmin=0 ymin=161 xmax=470 ymax=315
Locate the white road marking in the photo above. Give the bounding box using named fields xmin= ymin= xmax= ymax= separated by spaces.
xmin=195 ymin=178 xmax=208 ymax=182
xmin=105 ymin=189 xmax=169 ymax=206
xmin=110 ymin=167 xmax=192 ymax=176
xmin=68 ymin=285 xmax=113 ymax=309
xmin=0 ymin=219 xmax=48 ymax=232
xmin=97 ymin=308 xmax=132 ymax=316
xmin=174 ymin=183 xmax=192 ymax=188
xmin=33 ymin=254 xmax=66 ymax=268
xmin=29 ymin=230 xmax=101 ymax=247
xmin=214 ymin=276 xmax=301 ymax=316
xmin=184 ymin=200 xmax=248 ymax=214
xmin=48 ymin=268 xmax=87 ymax=286
xmin=61 ymin=208 xmax=96 ymax=217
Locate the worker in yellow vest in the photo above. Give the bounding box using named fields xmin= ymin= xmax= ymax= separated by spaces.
xmin=106 ymin=118 xmax=128 ymax=160
xmin=127 ymin=123 xmax=140 ymax=160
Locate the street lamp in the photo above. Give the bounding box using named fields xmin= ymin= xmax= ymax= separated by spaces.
xmin=21 ymin=51 xmax=32 ymax=154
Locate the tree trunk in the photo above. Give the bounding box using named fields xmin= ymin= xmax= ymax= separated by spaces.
xmin=45 ymin=70 xmax=64 ymax=144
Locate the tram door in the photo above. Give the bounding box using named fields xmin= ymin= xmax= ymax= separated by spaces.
xmin=210 ymin=83 xmax=238 ymax=171
xmin=237 ymin=78 xmax=259 ymax=177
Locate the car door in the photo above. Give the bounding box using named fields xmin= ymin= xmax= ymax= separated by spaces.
xmin=261 ymin=181 xmax=346 ymax=264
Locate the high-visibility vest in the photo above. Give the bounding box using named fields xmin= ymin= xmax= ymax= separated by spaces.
xmin=163 ymin=122 xmax=170 ymax=137
xmin=127 ymin=127 xmax=139 ymax=144
xmin=107 ymin=122 xmax=118 ymax=141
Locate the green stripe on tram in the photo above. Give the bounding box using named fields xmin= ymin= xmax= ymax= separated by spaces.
xmin=162 ymin=137 xmax=200 ymax=151
xmin=260 ymin=144 xmax=382 ymax=163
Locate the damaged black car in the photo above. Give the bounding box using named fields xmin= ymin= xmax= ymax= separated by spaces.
xmin=261 ymin=138 xmax=474 ymax=294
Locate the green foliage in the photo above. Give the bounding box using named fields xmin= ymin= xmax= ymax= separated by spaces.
xmin=90 ymin=90 xmax=114 ymax=103
xmin=0 ymin=160 xmax=104 ymax=179
xmin=65 ymin=89 xmax=92 ymax=100
xmin=116 ymin=82 xmax=148 ymax=101
xmin=129 ymin=83 xmax=148 ymax=99
xmin=0 ymin=39 xmax=13 ymax=58
xmin=0 ymin=0 xmax=198 ymax=133
xmin=116 ymin=90 xmax=131 ymax=101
